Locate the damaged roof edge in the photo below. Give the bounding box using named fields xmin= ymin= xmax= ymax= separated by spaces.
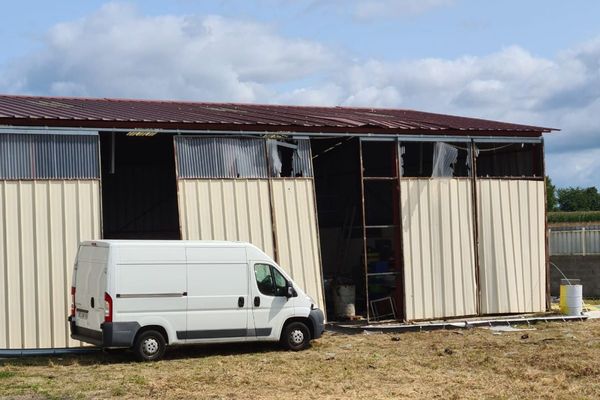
xmin=0 ymin=94 xmax=557 ymax=135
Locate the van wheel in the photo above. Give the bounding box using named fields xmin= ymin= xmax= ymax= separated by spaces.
xmin=281 ymin=321 xmax=311 ymax=351
xmin=133 ymin=330 xmax=166 ymax=361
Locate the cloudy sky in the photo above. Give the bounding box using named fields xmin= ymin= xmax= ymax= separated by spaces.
xmin=1 ymin=0 xmax=599 ymax=188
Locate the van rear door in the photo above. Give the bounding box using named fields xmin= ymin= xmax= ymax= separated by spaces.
xmin=74 ymin=244 xmax=108 ymax=331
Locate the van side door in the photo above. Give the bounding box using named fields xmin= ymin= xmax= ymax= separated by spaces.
xmin=249 ymin=263 xmax=295 ymax=340
xmin=185 ymin=247 xmax=249 ymax=342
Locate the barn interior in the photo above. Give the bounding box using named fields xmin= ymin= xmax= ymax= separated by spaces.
xmin=100 ymin=132 xmax=180 ymax=239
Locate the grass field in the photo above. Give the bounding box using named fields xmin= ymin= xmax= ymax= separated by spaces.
xmin=1 ymin=319 xmax=600 ymax=399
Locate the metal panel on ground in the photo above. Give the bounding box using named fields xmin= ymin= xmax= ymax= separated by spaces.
xmin=270 ymin=179 xmax=324 ymax=311
xmin=478 ymin=179 xmax=546 ymax=314
xmin=177 ymin=179 xmax=274 ymax=257
xmin=0 ymin=180 xmax=101 ymax=349
xmin=400 ymin=179 xmax=477 ymax=320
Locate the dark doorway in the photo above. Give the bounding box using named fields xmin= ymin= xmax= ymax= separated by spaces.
xmin=100 ymin=133 xmax=180 ymax=239
xmin=311 ymin=138 xmax=366 ymax=319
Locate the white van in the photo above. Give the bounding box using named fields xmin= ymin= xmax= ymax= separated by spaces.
xmin=69 ymin=240 xmax=324 ymax=361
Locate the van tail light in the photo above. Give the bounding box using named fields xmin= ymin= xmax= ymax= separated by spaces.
xmin=104 ymin=292 xmax=113 ymax=323
xmin=70 ymin=287 xmax=76 ymax=317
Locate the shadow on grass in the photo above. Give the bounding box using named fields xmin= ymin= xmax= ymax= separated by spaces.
xmin=0 ymin=341 xmax=288 ymax=367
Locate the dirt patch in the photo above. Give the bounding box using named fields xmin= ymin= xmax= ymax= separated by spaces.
xmin=1 ymin=320 xmax=600 ymax=399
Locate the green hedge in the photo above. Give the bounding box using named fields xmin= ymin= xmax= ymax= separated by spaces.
xmin=548 ymin=211 xmax=600 ymax=223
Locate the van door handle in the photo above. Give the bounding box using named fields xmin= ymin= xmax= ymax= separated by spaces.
xmin=254 ymin=296 xmax=260 ymax=307
xmin=238 ymin=297 xmax=244 ymax=307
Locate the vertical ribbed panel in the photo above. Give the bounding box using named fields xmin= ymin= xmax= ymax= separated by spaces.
xmin=478 ymin=180 xmax=546 ymax=314
xmin=0 ymin=134 xmax=99 ymax=179
xmin=400 ymin=179 xmax=477 ymax=320
xmin=292 ymin=139 xmax=313 ymax=177
xmin=175 ymin=137 xmax=268 ymax=178
xmin=177 ymin=179 xmax=274 ymax=257
xmin=270 ymin=179 xmax=324 ymax=311
xmin=0 ymin=180 xmax=101 ymax=349
xmin=549 ymin=228 xmax=600 ymax=255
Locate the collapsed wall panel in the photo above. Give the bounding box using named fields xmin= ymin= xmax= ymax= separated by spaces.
xmin=270 ymin=179 xmax=325 ymax=311
xmin=400 ymin=178 xmax=477 ymax=320
xmin=477 ymin=179 xmax=546 ymax=314
xmin=0 ymin=180 xmax=101 ymax=349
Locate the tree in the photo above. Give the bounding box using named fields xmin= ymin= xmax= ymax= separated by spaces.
xmin=546 ymin=176 xmax=558 ymax=211
xmin=557 ymin=186 xmax=600 ymax=211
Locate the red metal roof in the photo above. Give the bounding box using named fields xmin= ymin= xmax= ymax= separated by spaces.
xmin=0 ymin=94 xmax=555 ymax=135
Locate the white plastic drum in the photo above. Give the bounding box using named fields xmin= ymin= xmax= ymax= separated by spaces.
xmin=333 ymin=284 xmax=356 ymax=318
xmin=560 ymin=281 xmax=583 ymax=316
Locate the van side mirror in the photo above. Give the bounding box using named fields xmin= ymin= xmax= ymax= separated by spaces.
xmin=286 ymin=282 xmax=298 ymax=298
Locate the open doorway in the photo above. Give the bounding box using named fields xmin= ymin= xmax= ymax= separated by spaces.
xmin=311 ymin=138 xmax=366 ymax=319
xmin=312 ymin=137 xmax=405 ymax=322
xmin=100 ymin=132 xmax=180 ymax=239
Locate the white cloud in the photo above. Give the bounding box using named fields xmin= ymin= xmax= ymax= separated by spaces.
xmin=1 ymin=3 xmax=600 ymax=188
xmin=0 ymin=3 xmax=334 ymax=102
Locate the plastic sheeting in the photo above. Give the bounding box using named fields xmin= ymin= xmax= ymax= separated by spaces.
xmin=431 ymin=142 xmax=458 ymax=178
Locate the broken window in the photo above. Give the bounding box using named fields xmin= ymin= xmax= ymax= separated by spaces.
xmin=401 ymin=141 xmax=471 ymax=178
xmin=267 ymin=138 xmax=313 ymax=177
xmin=175 ymin=137 xmax=268 ymax=178
xmin=475 ymin=142 xmax=542 ymax=178
xmin=0 ymin=133 xmax=99 ymax=179
xmin=361 ymin=141 xmax=397 ymax=177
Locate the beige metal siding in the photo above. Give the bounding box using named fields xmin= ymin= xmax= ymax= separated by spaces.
xmin=478 ymin=179 xmax=546 ymax=314
xmin=400 ymin=179 xmax=477 ymax=320
xmin=0 ymin=180 xmax=101 ymax=349
xmin=270 ymin=179 xmax=324 ymax=310
xmin=177 ymin=179 xmax=274 ymax=257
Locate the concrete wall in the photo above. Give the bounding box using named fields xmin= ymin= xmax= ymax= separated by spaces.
xmin=550 ymin=255 xmax=600 ymax=298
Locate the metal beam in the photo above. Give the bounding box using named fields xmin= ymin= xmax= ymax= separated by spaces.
xmin=0 ymin=124 xmax=543 ymax=142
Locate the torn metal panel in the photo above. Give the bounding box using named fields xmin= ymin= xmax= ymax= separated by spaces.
xmin=270 ymin=179 xmax=324 ymax=311
xmin=291 ymin=139 xmax=313 ymax=177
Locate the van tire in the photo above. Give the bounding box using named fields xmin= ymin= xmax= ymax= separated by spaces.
xmin=133 ymin=330 xmax=166 ymax=361
xmin=281 ymin=321 xmax=311 ymax=351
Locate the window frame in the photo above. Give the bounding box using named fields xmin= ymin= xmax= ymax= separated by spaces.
xmin=253 ymin=263 xmax=289 ymax=297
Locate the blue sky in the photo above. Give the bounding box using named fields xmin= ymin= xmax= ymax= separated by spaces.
xmin=1 ymin=0 xmax=600 ymax=188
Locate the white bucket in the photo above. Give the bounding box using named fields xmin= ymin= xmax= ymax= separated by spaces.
xmin=333 ymin=284 xmax=356 ymax=318
xmin=560 ymin=284 xmax=582 ymax=316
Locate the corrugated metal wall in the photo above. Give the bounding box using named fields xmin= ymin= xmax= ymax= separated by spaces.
xmin=175 ymin=137 xmax=268 ymax=178
xmin=400 ymin=179 xmax=477 ymax=320
xmin=270 ymin=179 xmax=324 ymax=310
xmin=177 ymin=179 xmax=274 ymax=256
xmin=177 ymin=178 xmax=325 ymax=310
xmin=0 ymin=180 xmax=101 ymax=349
xmin=477 ymin=180 xmax=546 ymax=314
xmin=0 ymin=134 xmax=99 ymax=179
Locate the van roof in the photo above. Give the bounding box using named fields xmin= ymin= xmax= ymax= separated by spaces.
xmin=81 ymin=240 xmax=253 ymax=248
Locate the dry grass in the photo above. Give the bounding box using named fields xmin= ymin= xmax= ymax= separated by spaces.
xmin=1 ymin=320 xmax=600 ymax=399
